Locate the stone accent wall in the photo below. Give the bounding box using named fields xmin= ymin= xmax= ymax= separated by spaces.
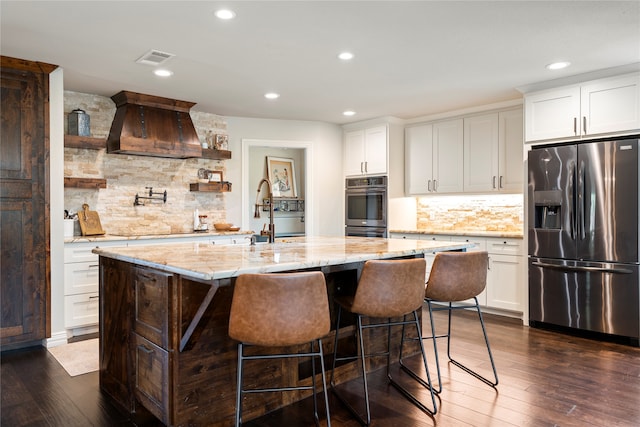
xmin=64 ymin=91 xmax=229 ymax=235
xmin=416 ymin=194 xmax=523 ymax=233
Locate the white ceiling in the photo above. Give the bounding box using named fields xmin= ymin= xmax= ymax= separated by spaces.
xmin=2 ymin=1 xmax=639 ymax=124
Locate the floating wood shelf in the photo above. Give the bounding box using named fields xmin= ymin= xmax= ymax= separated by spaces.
xmin=189 ymin=182 xmax=232 ymax=192
xmin=200 ymin=148 xmax=232 ymax=160
xmin=64 ymin=177 xmax=107 ymax=189
xmin=64 ymin=135 xmax=107 ymax=150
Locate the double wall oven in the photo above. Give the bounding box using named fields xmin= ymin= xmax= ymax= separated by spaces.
xmin=345 ymin=175 xmax=387 ymax=237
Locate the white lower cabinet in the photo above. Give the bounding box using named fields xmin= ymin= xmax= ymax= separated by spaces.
xmin=485 ymin=238 xmax=524 ymax=312
xmin=390 ymin=233 xmax=524 ymax=316
xmin=64 ymin=241 xmax=125 ymax=330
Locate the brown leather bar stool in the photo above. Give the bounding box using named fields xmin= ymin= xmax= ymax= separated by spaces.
xmin=400 ymin=251 xmax=498 ymax=392
xmin=229 ymin=271 xmax=331 ymax=427
xmin=330 ymin=258 xmax=438 ymax=425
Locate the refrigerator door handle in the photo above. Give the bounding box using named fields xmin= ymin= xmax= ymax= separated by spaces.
xmin=578 ymin=161 xmax=586 ymax=240
xmin=569 ymin=163 xmax=575 ymax=239
xmin=532 ymin=261 xmax=634 ymax=275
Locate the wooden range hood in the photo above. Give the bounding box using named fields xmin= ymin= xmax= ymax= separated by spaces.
xmin=107 ymin=91 xmax=202 ymax=158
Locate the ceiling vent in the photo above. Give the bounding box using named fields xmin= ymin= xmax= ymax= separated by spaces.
xmin=135 ymin=49 xmax=175 ymax=66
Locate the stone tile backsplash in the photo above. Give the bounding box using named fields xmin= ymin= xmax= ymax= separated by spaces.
xmin=416 ymin=194 xmax=524 ymax=233
xmin=64 ymin=91 xmax=229 ymax=235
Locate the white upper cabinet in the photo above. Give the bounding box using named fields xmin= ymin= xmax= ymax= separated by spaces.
xmin=525 ymin=73 xmax=640 ymax=142
xmin=344 ymin=125 xmax=387 ymax=176
xmin=433 ymin=119 xmax=464 ymax=193
xmin=464 ymin=108 xmax=523 ymax=193
xmin=405 ymin=124 xmax=433 ymax=194
xmin=463 ymin=113 xmax=499 ymax=192
xmin=405 ymin=119 xmax=463 ymax=195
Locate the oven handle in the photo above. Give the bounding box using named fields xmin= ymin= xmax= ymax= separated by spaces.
xmin=531 ymin=261 xmax=633 ymax=274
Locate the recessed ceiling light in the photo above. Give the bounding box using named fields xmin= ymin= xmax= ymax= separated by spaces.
xmin=343 ymin=110 xmax=356 ymax=116
xmin=546 ymin=61 xmax=571 ymax=70
xmin=338 ymin=52 xmax=354 ymax=61
xmin=215 ymin=9 xmax=236 ymax=20
xmin=154 ymin=69 xmax=173 ymax=77
xmin=264 ymin=92 xmax=280 ymax=100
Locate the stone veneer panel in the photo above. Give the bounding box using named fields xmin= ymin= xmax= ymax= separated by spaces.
xmin=416 ymin=194 xmax=524 ymax=233
xmin=64 ymin=91 xmax=229 ymax=235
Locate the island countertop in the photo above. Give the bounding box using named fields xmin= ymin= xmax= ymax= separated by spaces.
xmin=93 ymin=235 xmax=473 ymax=281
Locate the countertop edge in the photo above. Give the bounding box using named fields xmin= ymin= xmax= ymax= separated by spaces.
xmin=389 ymin=229 xmax=524 ymax=239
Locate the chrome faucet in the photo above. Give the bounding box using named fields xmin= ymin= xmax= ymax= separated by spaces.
xmin=254 ymin=178 xmax=275 ymax=243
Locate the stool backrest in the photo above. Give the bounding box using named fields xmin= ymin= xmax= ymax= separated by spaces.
xmin=351 ymin=258 xmax=427 ymax=317
xmin=229 ymin=271 xmax=330 ymax=347
xmin=426 ymin=251 xmax=488 ymax=302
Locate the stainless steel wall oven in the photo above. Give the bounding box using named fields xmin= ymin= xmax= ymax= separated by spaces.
xmin=345 ymin=175 xmax=387 ymax=237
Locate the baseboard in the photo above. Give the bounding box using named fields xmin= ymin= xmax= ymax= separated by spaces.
xmin=45 ymin=331 xmax=69 ymax=348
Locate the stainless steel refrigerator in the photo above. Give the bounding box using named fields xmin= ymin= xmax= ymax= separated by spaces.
xmin=528 ymin=137 xmax=640 ymax=346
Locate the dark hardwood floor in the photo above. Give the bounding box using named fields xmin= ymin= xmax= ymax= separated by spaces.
xmin=2 ymin=308 xmax=639 ymax=426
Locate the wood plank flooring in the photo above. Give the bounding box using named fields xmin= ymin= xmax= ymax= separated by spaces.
xmin=2 ymin=308 xmax=639 ymax=426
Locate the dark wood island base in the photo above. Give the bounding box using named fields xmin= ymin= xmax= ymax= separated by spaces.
xmin=96 ymin=236 xmax=473 ymax=426
xmin=99 ymin=257 xmax=424 ymax=426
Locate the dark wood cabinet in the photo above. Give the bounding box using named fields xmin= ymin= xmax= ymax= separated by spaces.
xmin=1 ymin=56 xmax=57 ymax=349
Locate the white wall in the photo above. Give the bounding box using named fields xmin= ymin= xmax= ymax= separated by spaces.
xmin=225 ymin=117 xmax=344 ymax=236
xmin=48 ymin=68 xmax=66 ymax=346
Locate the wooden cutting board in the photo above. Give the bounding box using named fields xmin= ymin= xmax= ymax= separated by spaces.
xmin=77 ymin=203 xmax=105 ymax=236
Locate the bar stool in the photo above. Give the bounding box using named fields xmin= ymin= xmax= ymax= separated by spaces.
xmin=330 ymin=258 xmax=438 ymax=425
xmin=400 ymin=251 xmax=498 ymax=392
xmin=228 ymin=271 xmax=331 ymax=427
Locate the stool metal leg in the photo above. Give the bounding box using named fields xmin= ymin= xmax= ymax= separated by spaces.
xmin=332 ymin=308 xmax=438 ymax=425
xmin=399 ymin=306 xmax=443 ymax=394
xmin=387 ymin=310 xmax=438 ymax=416
xmin=445 ymin=298 xmax=498 ymax=387
xmin=235 ymin=342 xmax=244 ymax=427
xmin=235 ymin=340 xmax=332 ymax=427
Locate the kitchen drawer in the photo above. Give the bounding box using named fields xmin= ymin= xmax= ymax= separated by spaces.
xmin=65 ymin=293 xmax=99 ymax=328
xmin=133 ymin=266 xmax=173 ymax=349
xmin=449 ymin=236 xmax=487 ymax=252
xmin=64 ymin=241 xmax=127 ymax=263
xmin=485 ymin=238 xmax=523 ymax=255
xmin=64 ymin=243 xmax=99 ymax=263
xmin=64 ymin=261 xmax=99 ymax=295
xmin=133 ymin=333 xmax=171 ymax=425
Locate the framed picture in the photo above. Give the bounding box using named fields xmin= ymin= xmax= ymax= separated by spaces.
xmin=208 ymin=170 xmax=223 ymax=182
xmin=267 ymin=156 xmax=297 ymax=198
xmin=214 ymin=134 xmax=228 ymax=150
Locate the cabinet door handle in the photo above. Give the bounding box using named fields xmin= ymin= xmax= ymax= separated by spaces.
xmin=360 ymin=162 xmax=364 ymax=173
xmin=89 ymin=264 xmax=99 ymax=268
xmin=492 ymin=176 xmax=497 ymax=189
xmin=427 ymin=180 xmax=432 ymax=192
xmin=499 ymin=175 xmax=504 ymax=188
xmin=364 ymin=161 xmax=368 ymax=173
xmin=433 ymin=180 xmax=438 ymax=192
xmin=138 ymin=344 xmax=154 ymax=355
xmin=583 ymin=116 xmax=587 ymax=134
xmin=573 ymin=117 xmax=577 ymax=135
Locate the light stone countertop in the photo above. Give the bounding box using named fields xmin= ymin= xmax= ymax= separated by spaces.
xmin=389 ymin=229 xmax=524 ymax=239
xmin=93 ymin=235 xmax=474 ymax=281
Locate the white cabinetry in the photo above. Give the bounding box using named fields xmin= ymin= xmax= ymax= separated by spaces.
xmin=405 ymin=119 xmax=463 ymax=194
xmin=390 ymin=232 xmax=524 ymax=317
xmin=525 ymin=73 xmax=640 ymax=142
xmin=344 ymin=125 xmax=387 ymax=176
xmin=463 ymin=108 xmax=523 ymax=192
xmin=485 ymin=238 xmax=524 ymax=312
xmin=63 ymin=241 xmax=124 ymax=329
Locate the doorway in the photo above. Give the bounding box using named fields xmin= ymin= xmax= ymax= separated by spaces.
xmin=241 ymin=139 xmax=314 ymax=237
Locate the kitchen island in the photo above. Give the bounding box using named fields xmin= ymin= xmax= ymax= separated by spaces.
xmin=94 ymin=236 xmax=472 ymax=426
